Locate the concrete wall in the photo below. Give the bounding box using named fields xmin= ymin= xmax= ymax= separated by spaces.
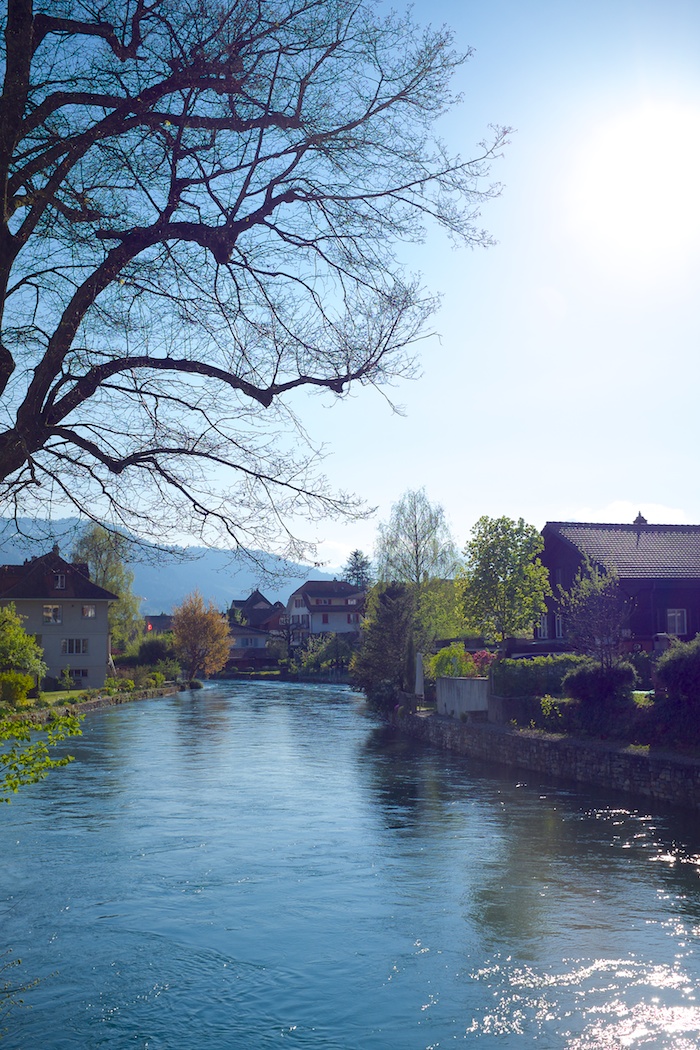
xmin=396 ymin=712 xmax=700 ymax=812
xmin=436 ymin=677 xmax=489 ymax=718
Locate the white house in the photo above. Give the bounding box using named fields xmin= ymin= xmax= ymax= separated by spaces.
xmin=285 ymin=580 xmax=365 ymax=645
xmin=0 ymin=547 xmax=117 ymax=689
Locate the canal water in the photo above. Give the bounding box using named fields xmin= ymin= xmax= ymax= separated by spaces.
xmin=2 ymin=681 xmax=700 ymax=1048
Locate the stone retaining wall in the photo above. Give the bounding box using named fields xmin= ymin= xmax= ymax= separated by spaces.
xmin=396 ymin=712 xmax=700 ymax=812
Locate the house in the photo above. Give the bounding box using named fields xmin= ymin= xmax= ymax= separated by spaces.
xmin=540 ymin=516 xmax=700 ymax=648
xmin=0 ymin=547 xmax=117 ymax=688
xmin=285 ymin=580 xmax=365 ymax=645
xmin=228 ymin=590 xmax=285 ymax=633
xmin=227 ymin=622 xmax=277 ymax=669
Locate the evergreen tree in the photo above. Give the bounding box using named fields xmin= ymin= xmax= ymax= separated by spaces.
xmin=342 ymin=550 xmax=373 ymax=590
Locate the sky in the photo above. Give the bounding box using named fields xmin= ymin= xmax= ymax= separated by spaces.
xmin=286 ymin=0 xmax=700 ymax=571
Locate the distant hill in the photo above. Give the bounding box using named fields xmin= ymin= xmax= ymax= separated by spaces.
xmin=0 ymin=518 xmax=337 ymax=613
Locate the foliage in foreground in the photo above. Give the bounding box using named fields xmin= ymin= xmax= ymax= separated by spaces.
xmin=0 ymin=715 xmax=83 ymax=803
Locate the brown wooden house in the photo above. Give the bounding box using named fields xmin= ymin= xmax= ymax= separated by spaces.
xmin=540 ymin=517 xmax=700 ymax=649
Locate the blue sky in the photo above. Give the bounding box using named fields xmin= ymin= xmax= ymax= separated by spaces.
xmin=294 ymin=0 xmax=700 ymax=570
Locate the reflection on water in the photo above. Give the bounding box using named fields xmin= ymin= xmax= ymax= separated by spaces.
xmin=2 ymin=681 xmax=700 ymax=1048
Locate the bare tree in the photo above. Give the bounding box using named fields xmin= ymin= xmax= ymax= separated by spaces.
xmin=0 ymin=0 xmax=506 ymax=556
xmin=375 ymin=488 xmax=459 ymax=585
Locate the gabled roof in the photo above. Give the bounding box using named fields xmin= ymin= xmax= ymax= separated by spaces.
xmin=543 ymin=522 xmax=700 ymax=579
xmin=0 ymin=550 xmax=118 ymax=601
xmin=289 ymin=579 xmax=362 ymax=600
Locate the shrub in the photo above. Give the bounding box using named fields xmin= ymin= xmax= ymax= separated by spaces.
xmin=563 ymin=660 xmax=638 ymax=704
xmin=653 ymin=637 xmax=700 ymax=746
xmin=491 ymin=654 xmax=588 ymax=698
xmin=0 ymin=671 xmax=34 ymax=707
xmin=426 ymin=644 xmax=477 ymax=680
xmin=655 ymin=637 xmax=700 ymax=702
xmin=627 ymin=648 xmax=653 ymax=690
xmin=562 ymin=660 xmax=638 ymax=737
xmin=138 ymin=636 xmax=175 ymax=664
xmin=104 ymin=676 xmax=135 ymax=693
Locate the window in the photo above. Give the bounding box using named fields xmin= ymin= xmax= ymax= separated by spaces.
xmin=54 ymin=573 xmax=66 ymax=589
xmin=70 ymin=669 xmax=88 ymax=679
xmin=554 ymin=614 xmax=564 ymax=639
xmin=43 ymin=604 xmax=62 ymax=624
xmin=538 ymin=614 xmax=549 ymax=639
xmin=347 ymin=613 xmax=359 ymax=624
xmin=347 ymin=598 xmax=357 ymax=606
xmin=315 ymin=598 xmax=330 ymax=606
xmin=322 ymin=613 xmax=329 ymax=624
xmin=294 ymin=598 xmax=305 ymax=608
xmin=667 ymin=609 xmax=687 ymax=636
xmin=82 ymin=604 xmax=96 ymax=618
xmin=61 ymin=638 xmax=88 ymax=655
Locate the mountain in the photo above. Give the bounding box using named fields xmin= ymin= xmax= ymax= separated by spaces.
xmin=0 ymin=518 xmax=337 ymax=613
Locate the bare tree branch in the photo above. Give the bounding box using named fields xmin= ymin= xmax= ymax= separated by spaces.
xmin=0 ymin=0 xmax=508 ymax=555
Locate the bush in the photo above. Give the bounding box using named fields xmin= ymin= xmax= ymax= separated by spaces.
xmin=491 ymin=654 xmax=588 ymax=699
xmin=426 ymin=644 xmax=477 ymax=680
xmin=104 ymin=676 xmax=135 ymax=693
xmin=653 ymin=637 xmax=700 ymax=746
xmin=655 ymin=636 xmax=700 ymax=701
xmin=563 ymin=661 xmax=637 ymax=704
xmin=627 ymin=648 xmax=653 ymax=690
xmin=562 ymin=660 xmax=638 ymax=737
xmin=0 ymin=671 xmax=34 ymax=707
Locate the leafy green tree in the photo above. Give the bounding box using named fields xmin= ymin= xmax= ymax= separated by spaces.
xmin=0 ymin=0 xmax=506 ymax=552
xmin=558 ymin=560 xmax=629 ymax=669
xmin=417 ymin=578 xmax=470 ymax=642
xmin=0 ymin=603 xmax=46 ymax=679
xmin=72 ymin=525 xmax=142 ymax=650
xmin=172 ymin=592 xmax=231 ymax=681
xmin=375 ymin=489 xmax=459 ymax=585
xmin=458 ymin=516 xmax=551 ymax=642
xmin=342 ymin=551 xmax=373 ymax=590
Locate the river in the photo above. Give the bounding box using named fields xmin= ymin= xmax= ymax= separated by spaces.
xmin=2 ymin=681 xmax=700 ymax=1048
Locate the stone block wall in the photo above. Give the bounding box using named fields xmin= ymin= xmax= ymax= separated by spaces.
xmin=396 ymin=713 xmax=700 ymax=812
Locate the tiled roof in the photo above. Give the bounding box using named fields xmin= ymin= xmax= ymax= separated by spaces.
xmin=544 ymin=522 xmax=700 ymax=579
xmin=289 ymin=579 xmax=361 ymax=599
xmin=0 ymin=551 xmax=118 ymax=600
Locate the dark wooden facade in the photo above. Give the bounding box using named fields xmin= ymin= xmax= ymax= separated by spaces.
xmin=540 ymin=521 xmax=700 ymax=648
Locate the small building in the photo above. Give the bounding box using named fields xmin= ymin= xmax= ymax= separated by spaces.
xmin=228 ymin=590 xmax=285 ymax=633
xmin=540 ymin=516 xmax=700 ymax=648
xmin=144 ymin=613 xmax=173 ymax=634
xmin=0 ymin=547 xmax=117 ymax=688
xmin=285 ymin=580 xmax=365 ymax=646
xmin=227 ymin=623 xmax=278 ymax=670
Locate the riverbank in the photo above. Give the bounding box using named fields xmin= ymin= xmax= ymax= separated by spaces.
xmin=13 ymin=685 xmax=179 ymax=724
xmin=394 ymin=710 xmax=700 ymax=812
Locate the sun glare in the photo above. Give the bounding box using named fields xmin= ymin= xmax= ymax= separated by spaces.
xmin=566 ymin=102 xmax=700 ymax=279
